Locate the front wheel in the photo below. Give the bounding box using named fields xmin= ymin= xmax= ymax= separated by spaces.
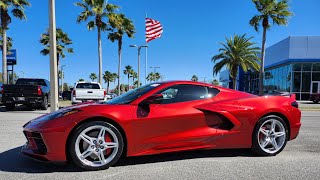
xmin=251 ymin=115 xmax=288 ymax=156
xmin=69 ymin=121 xmax=124 ymax=171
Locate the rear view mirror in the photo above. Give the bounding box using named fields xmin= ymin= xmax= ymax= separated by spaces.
xmin=142 ymin=94 xmax=163 ymax=105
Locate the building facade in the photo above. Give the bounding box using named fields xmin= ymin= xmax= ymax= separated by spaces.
xmin=220 ymin=36 xmax=320 ymax=100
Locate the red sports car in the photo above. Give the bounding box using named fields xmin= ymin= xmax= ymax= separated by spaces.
xmin=22 ymin=81 xmax=301 ymax=170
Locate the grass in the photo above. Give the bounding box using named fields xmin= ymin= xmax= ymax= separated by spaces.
xmin=299 ymin=107 xmax=320 ymax=111
xmin=59 ymin=100 xmax=71 ymax=107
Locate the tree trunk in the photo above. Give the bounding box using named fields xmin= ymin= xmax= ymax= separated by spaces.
xmin=1 ymin=10 xmax=8 ymax=84
xmin=128 ymin=74 xmax=130 ymax=90
xmin=117 ymin=38 xmax=122 ymax=96
xmin=259 ymin=26 xmax=267 ymax=96
xmin=98 ymin=27 xmax=103 ymax=85
xmin=107 ymin=81 xmax=110 ymax=94
xmin=233 ymin=77 xmax=237 ymax=90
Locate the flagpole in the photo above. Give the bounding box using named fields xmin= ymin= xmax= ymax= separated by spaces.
xmin=145 ymin=13 xmax=148 ymax=85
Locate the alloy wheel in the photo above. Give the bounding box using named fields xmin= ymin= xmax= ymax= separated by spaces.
xmin=75 ymin=125 xmax=119 ymax=167
xmin=257 ymin=119 xmax=286 ymax=154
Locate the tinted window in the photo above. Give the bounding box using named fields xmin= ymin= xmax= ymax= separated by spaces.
xmin=76 ymin=83 xmax=100 ymax=89
xmin=16 ymin=79 xmax=47 ymax=86
xmin=208 ymin=87 xmax=220 ymax=97
xmin=105 ymin=83 xmax=162 ymax=104
xmin=157 ymin=84 xmax=209 ymax=104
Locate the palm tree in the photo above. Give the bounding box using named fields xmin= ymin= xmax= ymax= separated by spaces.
xmin=212 ymin=79 xmax=220 ymax=86
xmin=191 ymin=75 xmax=198 ymax=82
xmin=212 ymin=34 xmax=260 ymax=90
xmin=75 ymin=0 xmax=119 ymax=85
xmin=89 ymin=73 xmax=97 ymax=82
xmin=131 ymin=71 xmax=137 ymax=83
xmin=79 ymin=78 xmax=85 ymax=82
xmin=103 ymin=71 xmax=116 ymax=93
xmin=123 ymin=65 xmax=133 ymax=89
xmin=40 ymin=28 xmax=74 ymax=64
xmin=250 ymin=0 xmax=292 ymax=95
xmin=0 ymin=28 xmax=13 ymax=52
xmin=133 ymin=80 xmax=141 ymax=88
xmin=1 ymin=0 xmax=30 ymax=84
xmin=146 ymin=72 xmax=155 ymax=82
xmin=40 ymin=28 xmax=74 ymax=92
xmin=154 ymin=72 xmax=161 ymax=82
xmin=108 ymin=13 xmax=135 ymax=96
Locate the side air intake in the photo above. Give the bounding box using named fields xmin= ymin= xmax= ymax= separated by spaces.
xmin=203 ymin=111 xmax=235 ymax=130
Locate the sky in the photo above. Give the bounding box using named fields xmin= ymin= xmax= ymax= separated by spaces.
xmin=3 ymin=0 xmax=320 ymax=89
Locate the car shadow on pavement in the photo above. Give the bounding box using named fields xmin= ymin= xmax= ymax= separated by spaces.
xmin=0 ymin=146 xmax=253 ymax=173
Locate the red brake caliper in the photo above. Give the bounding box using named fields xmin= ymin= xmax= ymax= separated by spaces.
xmin=104 ymin=134 xmax=112 ymax=156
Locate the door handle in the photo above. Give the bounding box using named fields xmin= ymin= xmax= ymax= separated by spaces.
xmin=87 ymin=91 xmax=93 ymax=93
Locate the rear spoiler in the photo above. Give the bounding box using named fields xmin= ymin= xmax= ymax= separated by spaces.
xmin=290 ymin=93 xmax=296 ymax=100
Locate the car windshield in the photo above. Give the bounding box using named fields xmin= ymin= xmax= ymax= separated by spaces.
xmin=16 ymin=79 xmax=46 ymax=86
xmin=104 ymin=83 xmax=162 ymax=105
xmin=76 ymin=83 xmax=100 ymax=89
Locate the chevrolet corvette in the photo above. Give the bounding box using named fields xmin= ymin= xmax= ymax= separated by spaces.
xmin=22 ymin=81 xmax=301 ymax=170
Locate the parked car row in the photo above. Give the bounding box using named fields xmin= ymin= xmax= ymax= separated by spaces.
xmin=1 ymin=79 xmax=118 ymax=110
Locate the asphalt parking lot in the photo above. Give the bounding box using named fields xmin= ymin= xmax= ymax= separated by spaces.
xmin=0 ymin=107 xmax=319 ymax=180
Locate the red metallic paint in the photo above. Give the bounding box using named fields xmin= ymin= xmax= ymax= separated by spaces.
xmin=21 ymin=81 xmax=301 ymax=162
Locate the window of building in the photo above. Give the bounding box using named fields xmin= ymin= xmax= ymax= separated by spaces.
xmin=293 ymin=72 xmax=301 ymax=92
xmin=313 ymin=63 xmax=320 ymax=71
xmin=302 ymin=64 xmax=312 ymax=71
xmin=293 ymin=64 xmax=302 ymax=71
xmin=312 ymin=72 xmax=320 ymax=81
xmin=301 ymin=72 xmax=311 ymax=92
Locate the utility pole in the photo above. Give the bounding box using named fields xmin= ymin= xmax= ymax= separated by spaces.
xmin=200 ymin=77 xmax=207 ymax=83
xmin=49 ymin=0 xmax=58 ymax=112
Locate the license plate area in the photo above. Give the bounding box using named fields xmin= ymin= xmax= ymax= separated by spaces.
xmin=17 ymin=97 xmax=25 ymax=101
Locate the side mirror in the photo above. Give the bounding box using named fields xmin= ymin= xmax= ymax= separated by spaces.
xmin=142 ymin=94 xmax=163 ymax=105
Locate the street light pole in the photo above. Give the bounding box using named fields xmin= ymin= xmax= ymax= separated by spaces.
xmin=138 ymin=47 xmax=141 ymax=88
xmin=49 ymin=0 xmax=58 ymax=112
xmin=130 ymin=45 xmax=148 ymax=88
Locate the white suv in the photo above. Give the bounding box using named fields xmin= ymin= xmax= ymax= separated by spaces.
xmin=72 ymin=82 xmax=106 ymax=104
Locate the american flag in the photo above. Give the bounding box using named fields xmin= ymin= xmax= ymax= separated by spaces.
xmin=146 ymin=18 xmax=163 ymax=43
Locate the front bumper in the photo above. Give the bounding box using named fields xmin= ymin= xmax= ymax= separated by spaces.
xmin=21 ymin=119 xmax=74 ymax=162
xmin=71 ymin=97 xmax=106 ymax=104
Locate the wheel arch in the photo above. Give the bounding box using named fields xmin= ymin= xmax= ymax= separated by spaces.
xmin=257 ymin=112 xmax=291 ymax=140
xmin=65 ymin=116 xmax=128 ymax=162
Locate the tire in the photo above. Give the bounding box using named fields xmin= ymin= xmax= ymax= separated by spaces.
xmin=313 ymin=100 xmax=319 ymax=104
xmin=5 ymin=104 xmax=15 ymax=111
xmin=251 ymin=115 xmax=288 ymax=156
xmin=69 ymin=121 xmax=124 ymax=171
xmin=40 ymin=96 xmax=48 ymax=110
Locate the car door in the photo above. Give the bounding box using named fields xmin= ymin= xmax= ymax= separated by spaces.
xmin=129 ymin=84 xmax=219 ymax=155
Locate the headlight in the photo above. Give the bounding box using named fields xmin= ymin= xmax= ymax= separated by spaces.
xmin=34 ymin=109 xmax=81 ymax=123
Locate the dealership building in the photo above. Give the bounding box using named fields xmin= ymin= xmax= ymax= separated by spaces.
xmin=219 ymin=36 xmax=320 ymax=100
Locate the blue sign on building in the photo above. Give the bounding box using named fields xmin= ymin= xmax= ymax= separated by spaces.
xmin=7 ymin=49 xmax=17 ymax=65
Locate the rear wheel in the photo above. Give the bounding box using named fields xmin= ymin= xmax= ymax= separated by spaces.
xmin=5 ymin=104 xmax=15 ymax=111
xmin=252 ymin=115 xmax=288 ymax=156
xmin=40 ymin=96 xmax=48 ymax=110
xmin=69 ymin=121 xmax=124 ymax=171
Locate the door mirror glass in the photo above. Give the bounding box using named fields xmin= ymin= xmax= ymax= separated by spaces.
xmin=141 ymin=94 xmax=163 ymax=105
